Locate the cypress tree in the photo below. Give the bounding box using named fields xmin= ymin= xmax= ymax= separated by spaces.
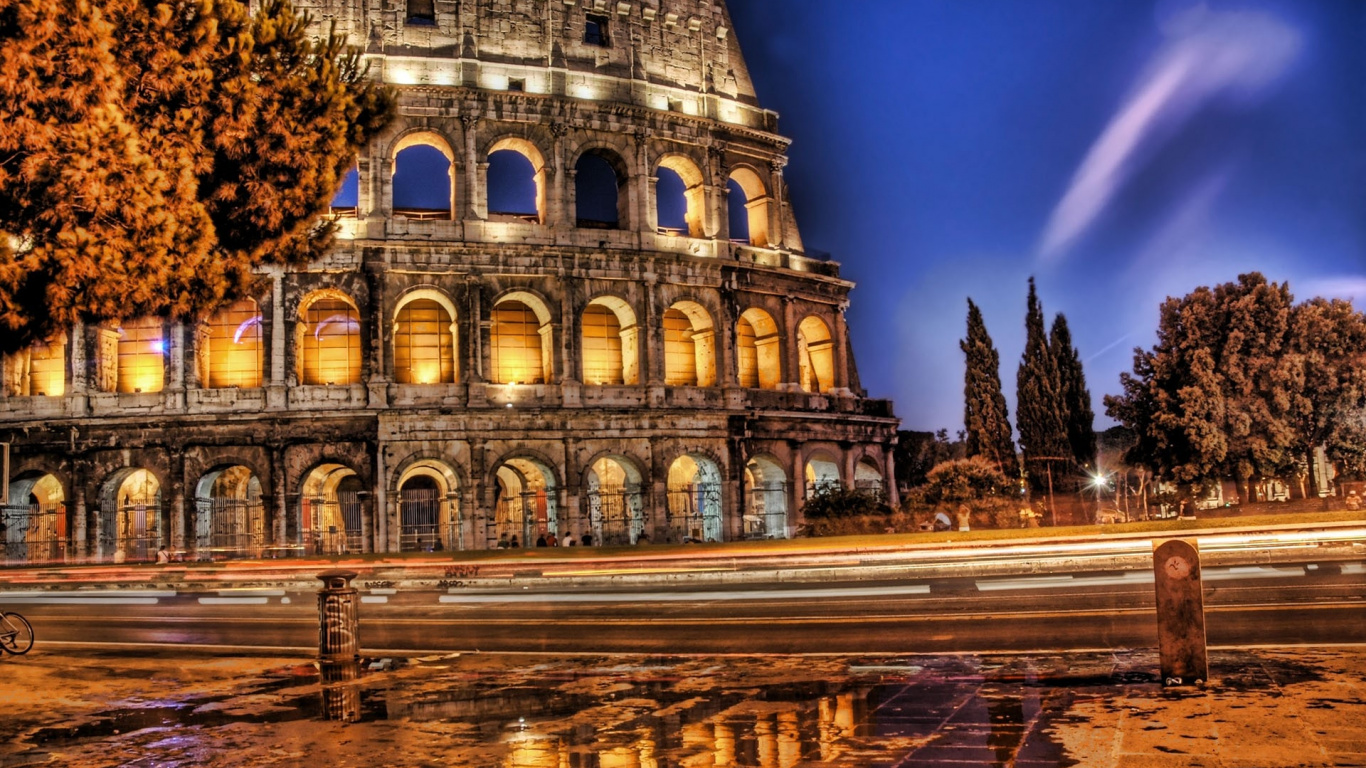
xmin=1050 ymin=313 xmax=1096 ymax=468
xmin=1016 ymin=278 xmax=1068 ymax=488
xmin=961 ymin=298 xmax=1015 ymax=473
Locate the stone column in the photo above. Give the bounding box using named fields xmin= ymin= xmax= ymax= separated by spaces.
xmin=648 ymin=436 xmax=668 ymax=541
xmin=469 ymin=439 xmax=486 ymax=549
xmin=782 ymin=297 xmax=799 ymax=390
xmin=833 ymin=303 xmax=851 ymax=393
xmin=267 ymin=272 xmax=288 ymax=410
xmin=270 ymin=445 xmax=288 ymax=549
xmin=883 ymin=448 xmax=900 ymax=507
xmin=769 ymin=158 xmax=788 ymax=249
xmin=73 ymin=479 xmax=88 ymax=560
xmin=167 ymin=321 xmax=186 ymax=410
xmin=357 ymin=490 xmax=373 ymax=554
xmin=69 ymin=320 xmax=89 ymax=414
xmin=169 ymin=453 xmax=186 ymax=553
xmin=718 ymin=284 xmax=739 ymax=389
xmin=562 ymin=436 xmax=580 ymax=537
xmin=460 ymin=115 xmax=482 ymax=220
xmin=548 ymin=122 xmax=568 ymax=228
xmin=789 ymin=442 xmax=806 ymax=528
xmin=374 ymin=442 xmax=389 ymax=552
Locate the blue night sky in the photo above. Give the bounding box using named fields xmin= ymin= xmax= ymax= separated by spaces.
xmin=727 ymin=0 xmax=1366 ymax=434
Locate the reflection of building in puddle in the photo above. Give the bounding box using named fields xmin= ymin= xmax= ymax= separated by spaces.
xmin=319 ymin=659 xmax=362 ymax=723
xmin=818 ymin=690 xmax=870 ymax=762
xmin=986 ymin=692 xmax=1026 ymax=768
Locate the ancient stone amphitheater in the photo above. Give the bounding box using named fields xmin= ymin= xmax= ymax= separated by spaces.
xmin=0 ymin=0 xmax=898 ymax=562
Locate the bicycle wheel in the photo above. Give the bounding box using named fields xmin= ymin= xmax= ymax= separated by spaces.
xmin=0 ymin=612 xmax=34 ymax=655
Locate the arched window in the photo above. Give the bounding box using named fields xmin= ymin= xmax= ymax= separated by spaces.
xmin=300 ymin=294 xmax=361 ymax=386
xmin=575 ymin=151 xmax=625 ymax=229
xmin=205 ymin=299 xmax=264 ymax=389
xmin=581 ymin=297 xmax=638 ymax=386
xmin=487 ymin=138 xmax=547 ymax=224
xmin=797 ymin=316 xmax=835 ymax=394
xmin=394 ymin=297 xmax=456 ymax=385
xmin=663 ymin=301 xmax=716 ymax=387
xmin=392 ymin=133 xmax=455 ymax=220
xmin=744 ymin=455 xmax=789 ymax=540
xmin=736 ymin=308 xmax=781 ymax=390
xmin=491 ymin=298 xmax=550 ymax=384
xmin=805 ymin=454 xmax=841 ymax=494
xmin=406 ymin=0 xmax=435 ymax=25
xmin=330 ymin=164 xmax=359 ymax=217
xmin=194 ymin=465 xmax=264 ymax=558
xmin=655 ymin=156 xmax=704 ymax=237
xmin=727 ymin=167 xmax=770 ymax=247
xmin=4 ymin=335 xmax=66 ymax=397
xmin=666 ymin=454 xmax=723 ymax=543
xmin=117 ymin=318 xmax=165 ymax=394
xmin=855 ymin=458 xmax=885 ymax=496
xmin=492 ymin=457 xmax=557 ymax=548
xmin=584 ymin=456 xmax=645 ymax=545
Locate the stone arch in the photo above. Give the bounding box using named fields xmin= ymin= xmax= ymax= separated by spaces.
xmin=489 ymin=454 xmax=560 ymax=549
xmin=391 ymin=129 xmax=457 ymax=220
xmin=299 ymin=462 xmax=366 ymax=555
xmin=744 ymin=454 xmax=789 ymax=540
xmin=797 ymin=315 xmax=835 ymax=394
xmin=737 ymin=307 xmax=782 ymax=390
xmin=97 ymin=466 xmax=165 ymax=563
xmin=654 ymin=153 xmax=706 ymax=237
xmin=297 ymin=289 xmax=362 ymax=386
xmin=665 ymin=452 xmax=724 ymax=543
xmin=572 ymin=145 xmax=630 ymax=230
xmin=490 ymin=290 xmax=555 ymax=384
xmin=581 ymin=453 xmax=647 ymax=546
xmin=4 ymin=470 xmax=70 ymax=563
xmin=395 ymin=458 xmax=460 ymax=552
xmin=804 ymin=449 xmax=842 ymax=492
xmin=663 ymin=300 xmax=717 ymax=387
xmin=582 ymin=294 xmax=640 ymax=386
xmin=727 ymin=165 xmax=771 ymax=247
xmin=486 ymin=135 xmax=549 ymax=224
xmin=202 ymin=298 xmax=264 ymax=389
xmin=193 ymin=464 xmax=266 ymax=559
xmin=393 ymin=287 xmax=459 ymax=385
xmin=855 ymin=456 xmax=885 ymax=495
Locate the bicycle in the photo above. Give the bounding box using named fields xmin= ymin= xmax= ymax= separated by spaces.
xmin=0 ymin=611 xmax=34 ymax=655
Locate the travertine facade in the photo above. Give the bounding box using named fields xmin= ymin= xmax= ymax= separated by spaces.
xmin=0 ymin=0 xmax=898 ymax=562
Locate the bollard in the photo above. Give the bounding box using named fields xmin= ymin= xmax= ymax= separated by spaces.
xmin=1153 ymin=539 xmax=1208 ymax=686
xmin=318 ymin=658 xmax=363 ymax=722
xmin=317 ymin=569 xmax=360 ymax=660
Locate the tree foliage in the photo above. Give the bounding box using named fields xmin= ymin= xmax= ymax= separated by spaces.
xmin=1051 ymin=313 xmax=1096 ymax=468
xmin=800 ymin=482 xmax=888 ymax=520
xmin=919 ymin=457 xmax=1012 ymax=505
xmin=961 ymin=298 xmax=1015 ymax=473
xmin=1016 ymin=278 xmax=1068 ymax=486
xmin=0 ymin=0 xmax=393 ymax=353
xmin=1105 ymin=273 xmax=1366 ymax=490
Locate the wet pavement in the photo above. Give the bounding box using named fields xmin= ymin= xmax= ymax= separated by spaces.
xmin=1 ymin=647 xmax=1364 ymax=767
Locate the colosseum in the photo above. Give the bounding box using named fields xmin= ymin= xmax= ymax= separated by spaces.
xmin=0 ymin=0 xmax=898 ymax=562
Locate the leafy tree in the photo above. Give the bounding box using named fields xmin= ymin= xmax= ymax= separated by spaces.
xmin=800 ymin=482 xmax=887 ymax=520
xmin=920 ymin=457 xmax=1012 ymax=504
xmin=1286 ymin=298 xmax=1366 ymax=483
xmin=1105 ymin=273 xmax=1302 ymax=500
xmin=1051 ymin=313 xmax=1096 ymax=468
xmin=961 ymin=298 xmax=1015 ymax=474
xmin=1016 ymin=278 xmax=1068 ymax=488
xmin=0 ymin=0 xmax=393 ymax=354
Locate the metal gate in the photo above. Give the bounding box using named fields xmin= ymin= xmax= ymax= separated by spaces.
xmin=305 ymin=491 xmax=364 ymax=555
xmin=745 ymin=482 xmax=788 ymax=540
xmin=399 ymin=487 xmax=444 ymax=551
xmin=665 ymin=482 xmax=722 ymax=543
xmin=202 ymin=498 xmax=264 ymax=558
xmin=1 ymin=504 xmax=66 ymax=564
xmin=584 ymin=485 xmax=644 ymax=545
xmin=488 ymin=491 xmax=547 ymax=548
xmin=102 ymin=503 xmax=161 ymax=562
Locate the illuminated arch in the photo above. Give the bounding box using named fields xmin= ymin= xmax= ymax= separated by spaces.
xmin=490 ymin=291 xmax=554 ymax=385
xmin=727 ymin=165 xmax=770 ymax=247
xmin=490 ymin=456 xmax=559 ymax=549
xmin=663 ymin=300 xmax=717 ymax=387
xmin=204 ymin=299 xmax=264 ymax=389
xmin=297 ymin=290 xmax=362 ymax=386
xmin=804 ymin=451 xmax=842 ymax=492
xmin=737 ymin=307 xmax=781 ymax=390
xmin=4 ymin=471 xmax=69 ymax=563
xmin=391 ymin=130 xmax=456 ymax=220
xmin=666 ymin=453 xmax=723 ymax=543
xmin=655 ymin=153 xmax=705 ymax=237
xmin=487 ymin=136 xmax=548 ymax=224
xmin=583 ymin=454 xmax=646 ymax=545
xmin=116 ymin=318 xmax=165 ymax=394
xmin=393 ymin=289 xmax=458 ymax=385
xmin=4 ymin=334 xmax=66 ymax=397
xmin=797 ymin=315 xmax=835 ymax=394
xmin=855 ymin=457 xmax=885 ymax=496
xmin=193 ymin=465 xmax=265 ymax=558
xmin=300 ymin=462 xmax=364 ymax=555
xmin=582 ymin=295 xmax=639 ymax=386
xmin=744 ymin=454 xmax=789 ymax=539
xmin=98 ymin=467 xmax=164 ymax=562
xmin=396 ymin=459 xmax=459 ymax=552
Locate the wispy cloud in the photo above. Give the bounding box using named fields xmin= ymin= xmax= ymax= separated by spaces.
xmin=1038 ymin=6 xmax=1300 ymax=263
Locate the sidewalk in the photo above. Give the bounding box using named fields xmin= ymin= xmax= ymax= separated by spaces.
xmin=2 ymin=646 xmax=1363 ymax=767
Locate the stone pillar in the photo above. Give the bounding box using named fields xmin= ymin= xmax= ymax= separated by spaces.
xmin=789 ymin=442 xmax=806 ymax=527
xmin=833 ymin=303 xmax=851 ymax=393
xmin=169 ymin=453 xmax=186 ymax=553
xmin=460 ymin=115 xmax=482 ymax=220
xmin=883 ymin=448 xmax=900 ymax=507
xmin=782 ymin=297 xmax=799 ymax=390
xmin=643 ymin=277 xmax=663 ymax=385
xmin=365 ymin=266 xmax=388 ymax=408
xmin=357 ymin=490 xmax=373 ymax=554
xmin=548 ymin=122 xmax=568 ymax=228
xmin=648 ymin=436 xmax=668 ymax=541
xmin=69 ymin=320 xmax=89 ymax=414
xmin=469 ymin=439 xmax=486 ymax=549
xmin=769 ymin=158 xmax=788 ymax=248
xmin=167 ymin=321 xmax=186 ymax=410
xmin=270 ymin=445 xmax=288 ymax=550
xmin=73 ymin=480 xmax=88 ymax=560
xmin=268 ymin=272 xmax=288 ymax=409
xmin=562 ymin=436 xmax=580 ymax=537
xmin=631 ymin=130 xmax=651 ymax=234
xmin=718 ymin=285 xmax=739 ymax=388
xmin=374 ymin=443 xmax=389 ymax=552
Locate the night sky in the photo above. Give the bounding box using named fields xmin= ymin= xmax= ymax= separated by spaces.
xmin=727 ymin=0 xmax=1366 ymax=434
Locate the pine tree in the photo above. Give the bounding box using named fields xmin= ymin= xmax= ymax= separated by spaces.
xmin=1050 ymin=313 xmax=1096 ymax=468
xmin=0 ymin=0 xmax=394 ymax=354
xmin=961 ymin=298 xmax=1015 ymax=474
xmin=1016 ymin=278 xmax=1068 ymax=488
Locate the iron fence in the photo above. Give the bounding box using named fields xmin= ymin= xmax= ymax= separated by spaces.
xmin=584 ymin=485 xmax=645 ymax=545
xmin=665 ymin=482 xmax=722 ymax=543
xmin=745 ymin=482 xmax=789 ymax=540
xmin=1 ymin=503 xmax=67 ymax=564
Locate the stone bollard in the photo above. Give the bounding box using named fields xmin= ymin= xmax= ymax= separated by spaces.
xmin=1153 ymin=539 xmax=1208 ymax=686
xmin=317 ymin=569 xmax=360 ymax=660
